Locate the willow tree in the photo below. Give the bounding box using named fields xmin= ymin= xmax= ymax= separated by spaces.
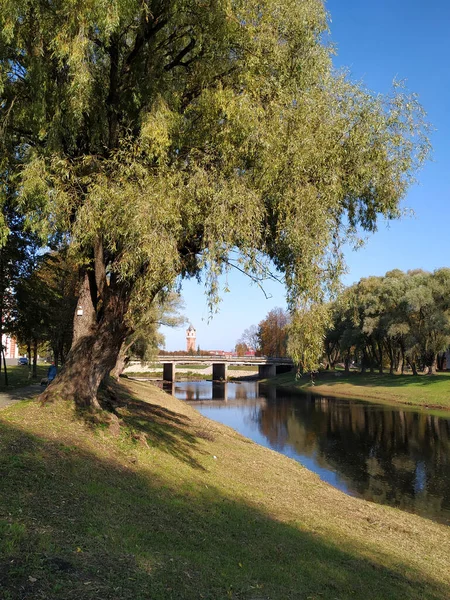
xmin=0 ymin=0 xmax=429 ymax=408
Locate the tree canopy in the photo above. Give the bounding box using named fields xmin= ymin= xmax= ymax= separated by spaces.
xmin=320 ymin=268 xmax=450 ymax=375
xmin=0 ymin=0 xmax=430 ymax=406
xmin=258 ymin=307 xmax=289 ymax=357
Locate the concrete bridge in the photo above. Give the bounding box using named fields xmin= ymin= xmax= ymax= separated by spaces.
xmin=152 ymin=355 xmax=294 ymax=382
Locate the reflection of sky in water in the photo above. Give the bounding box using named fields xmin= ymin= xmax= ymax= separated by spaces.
xmin=172 ymin=381 xmax=450 ymax=525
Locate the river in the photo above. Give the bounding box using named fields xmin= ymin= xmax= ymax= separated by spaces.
xmin=166 ymin=380 xmax=450 ymax=525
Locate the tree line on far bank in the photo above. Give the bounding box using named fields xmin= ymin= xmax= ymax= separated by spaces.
xmin=324 ymin=268 xmax=450 ymax=375
xmin=237 ymin=268 xmax=450 ymax=376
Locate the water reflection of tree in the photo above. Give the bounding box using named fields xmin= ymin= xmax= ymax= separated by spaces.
xmin=256 ymin=389 xmax=450 ymax=523
xmin=235 ymin=386 xmax=248 ymax=400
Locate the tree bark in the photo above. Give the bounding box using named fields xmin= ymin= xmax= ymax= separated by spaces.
xmin=344 ymin=354 xmax=350 ymax=374
xmin=400 ymin=342 xmax=406 ymax=374
xmin=386 ymin=341 xmax=395 ymax=374
xmin=407 ymin=358 xmax=418 ymax=376
xmin=112 ymin=342 xmax=131 ymax=379
xmin=427 ymin=354 xmax=437 ymax=375
xmin=40 ymin=268 xmax=132 ymax=410
xmin=52 ymin=346 xmax=59 ymax=368
xmin=27 ymin=340 xmax=32 ymax=379
xmin=376 ymin=340 xmax=383 ymax=374
xmin=32 ymin=339 xmax=38 ymax=378
xmin=1 ymin=347 xmax=8 ymax=386
xmin=361 ymin=349 xmax=368 ymax=373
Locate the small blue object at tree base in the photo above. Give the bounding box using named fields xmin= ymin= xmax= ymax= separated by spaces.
xmin=47 ymin=363 xmax=57 ymax=382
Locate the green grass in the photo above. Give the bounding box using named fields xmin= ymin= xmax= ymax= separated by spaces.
xmin=0 ymin=365 xmax=48 ymax=390
xmin=124 ymin=371 xmax=164 ymax=378
xmin=124 ymin=371 xmax=212 ymax=381
xmin=173 ymin=371 xmax=212 ymax=381
xmin=178 ymin=363 xmax=209 ymax=370
xmin=270 ymin=370 xmax=450 ymax=411
xmin=0 ymin=380 xmax=449 ymax=599
xmin=228 ymin=365 xmax=258 ymax=372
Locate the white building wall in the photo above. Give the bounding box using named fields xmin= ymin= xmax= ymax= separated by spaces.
xmin=1 ymin=334 xmax=19 ymax=359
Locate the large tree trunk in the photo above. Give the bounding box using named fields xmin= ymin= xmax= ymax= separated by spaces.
xmin=112 ymin=342 xmax=132 ymax=380
xmin=361 ymin=349 xmax=368 ymax=373
xmin=344 ymin=353 xmax=350 ymax=374
xmin=427 ymin=354 xmax=437 ymax=375
xmin=386 ymin=341 xmax=395 ymax=374
xmin=40 ymin=261 xmax=132 ymax=410
xmin=49 ymin=317 xmax=129 ymax=409
xmin=407 ymin=357 xmax=418 ymax=376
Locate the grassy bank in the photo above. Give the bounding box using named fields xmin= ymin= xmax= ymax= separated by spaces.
xmin=0 ymin=380 xmax=449 ymax=599
xmin=0 ymin=365 xmax=48 ymax=390
xmin=124 ymin=371 xmax=212 ymax=381
xmin=270 ymin=370 xmax=450 ymax=411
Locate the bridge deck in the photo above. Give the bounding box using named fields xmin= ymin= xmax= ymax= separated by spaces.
xmin=151 ymin=356 xmax=293 ymax=366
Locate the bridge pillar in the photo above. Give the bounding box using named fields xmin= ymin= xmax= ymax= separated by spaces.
xmin=162 ymin=381 xmax=176 ymax=395
xmin=276 ymin=364 xmax=294 ymax=375
xmin=212 ymin=363 xmax=227 ymax=381
xmin=163 ymin=362 xmax=175 ymax=382
xmin=212 ymin=382 xmax=228 ymax=401
xmin=258 ymin=364 xmax=276 ymax=378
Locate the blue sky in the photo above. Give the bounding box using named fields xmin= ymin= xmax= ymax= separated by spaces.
xmin=161 ymin=0 xmax=450 ymax=352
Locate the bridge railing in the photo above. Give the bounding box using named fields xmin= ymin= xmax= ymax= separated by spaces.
xmin=128 ymin=355 xmax=294 ymax=365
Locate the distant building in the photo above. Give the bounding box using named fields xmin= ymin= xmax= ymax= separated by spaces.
xmin=208 ymin=350 xmax=235 ymax=358
xmin=1 ymin=334 xmax=19 ymax=359
xmin=186 ymin=324 xmax=196 ymax=353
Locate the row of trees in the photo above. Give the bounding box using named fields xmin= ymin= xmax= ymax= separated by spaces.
xmin=237 ymin=267 xmax=450 ymax=376
xmin=0 ymin=201 xmax=79 ymax=383
xmin=323 ymin=269 xmax=450 ymax=375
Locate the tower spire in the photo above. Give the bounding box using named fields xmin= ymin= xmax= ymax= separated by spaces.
xmin=186 ymin=324 xmax=196 ymax=353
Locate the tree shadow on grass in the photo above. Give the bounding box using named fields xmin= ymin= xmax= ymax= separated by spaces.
xmin=94 ymin=383 xmax=209 ymax=471
xmin=0 ymin=418 xmax=448 ymax=600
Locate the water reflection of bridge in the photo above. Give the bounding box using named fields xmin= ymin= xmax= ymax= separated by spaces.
xmin=155 ymin=355 xmax=293 ymax=381
xmin=163 ymin=381 xmax=268 ymax=404
xmin=163 ymin=381 xmax=238 ymax=402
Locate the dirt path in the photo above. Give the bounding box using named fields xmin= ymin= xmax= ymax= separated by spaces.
xmin=0 ymin=383 xmax=42 ymax=410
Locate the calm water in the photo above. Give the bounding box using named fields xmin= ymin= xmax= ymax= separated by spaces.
xmin=167 ymin=380 xmax=450 ymax=525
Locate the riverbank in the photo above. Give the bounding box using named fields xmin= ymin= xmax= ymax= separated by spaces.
xmin=0 ymin=380 xmax=449 ymax=599
xmin=269 ymin=370 xmax=450 ymax=412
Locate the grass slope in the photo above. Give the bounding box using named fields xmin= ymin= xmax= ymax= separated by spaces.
xmin=270 ymin=371 xmax=450 ymax=411
xmin=0 ymin=380 xmax=449 ymax=599
xmin=0 ymin=365 xmax=48 ymax=390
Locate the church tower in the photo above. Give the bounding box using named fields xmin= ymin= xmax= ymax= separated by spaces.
xmin=186 ymin=324 xmax=196 ymax=353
